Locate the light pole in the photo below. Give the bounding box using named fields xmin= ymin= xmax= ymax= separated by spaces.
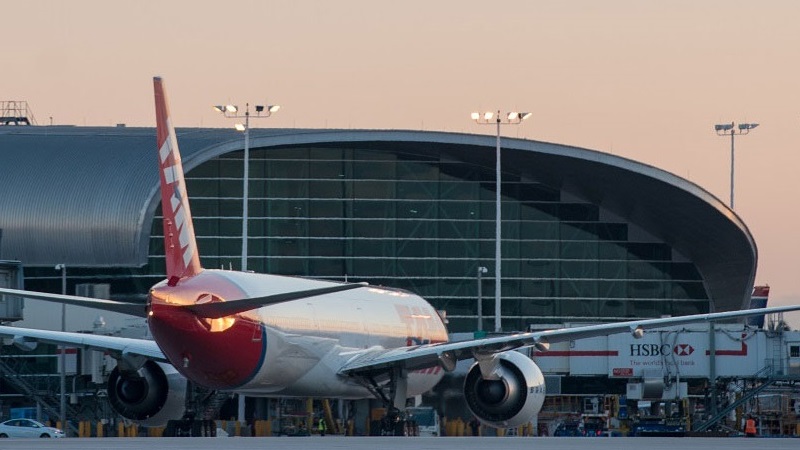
xmin=54 ymin=264 xmax=66 ymax=435
xmin=711 ymin=122 xmax=757 ymax=415
xmin=214 ymin=102 xmax=279 ymax=424
xmin=714 ymin=122 xmax=759 ymax=209
xmin=214 ymin=102 xmax=280 ymax=272
xmin=709 ymin=119 xmax=758 ymax=417
xmin=476 ymin=266 xmax=488 ymax=332
xmin=472 ymin=110 xmax=531 ymax=332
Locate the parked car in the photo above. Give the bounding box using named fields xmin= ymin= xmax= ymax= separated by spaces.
xmin=0 ymin=418 xmax=65 ymax=438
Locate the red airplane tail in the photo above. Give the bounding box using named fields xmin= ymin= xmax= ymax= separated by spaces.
xmin=153 ymin=77 xmax=202 ymax=282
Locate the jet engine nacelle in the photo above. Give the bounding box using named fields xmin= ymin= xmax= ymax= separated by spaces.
xmin=463 ymin=351 xmax=546 ymax=429
xmin=107 ymin=361 xmax=187 ymax=427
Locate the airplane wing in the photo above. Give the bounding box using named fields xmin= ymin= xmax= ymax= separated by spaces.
xmin=0 ymin=325 xmax=166 ymax=362
xmin=339 ymin=304 xmax=800 ymax=376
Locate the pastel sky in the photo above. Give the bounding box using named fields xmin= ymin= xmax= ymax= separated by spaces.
xmin=5 ymin=1 xmax=800 ymax=326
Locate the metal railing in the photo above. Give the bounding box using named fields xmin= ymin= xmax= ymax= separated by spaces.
xmin=0 ymin=356 xmax=79 ymax=434
xmin=693 ymin=362 xmax=783 ymax=432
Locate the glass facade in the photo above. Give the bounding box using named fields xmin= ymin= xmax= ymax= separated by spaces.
xmin=25 ymin=144 xmax=710 ymax=332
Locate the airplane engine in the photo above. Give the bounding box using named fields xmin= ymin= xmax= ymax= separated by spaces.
xmin=463 ymin=351 xmax=546 ymax=428
xmin=107 ymin=361 xmax=187 ymax=427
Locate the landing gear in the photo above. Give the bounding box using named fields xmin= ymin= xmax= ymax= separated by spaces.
xmin=163 ymin=380 xmax=227 ymax=437
xmin=380 ymin=408 xmax=407 ymax=436
xmin=364 ymin=366 xmax=409 ymax=436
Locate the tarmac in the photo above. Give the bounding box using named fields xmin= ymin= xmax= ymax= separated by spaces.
xmin=0 ymin=436 xmax=799 ymax=450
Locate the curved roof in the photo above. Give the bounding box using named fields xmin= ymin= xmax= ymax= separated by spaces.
xmin=0 ymin=126 xmax=756 ymax=311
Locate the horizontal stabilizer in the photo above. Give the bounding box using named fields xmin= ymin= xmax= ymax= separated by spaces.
xmin=0 ymin=287 xmax=147 ymax=318
xmin=183 ymin=282 xmax=367 ymax=319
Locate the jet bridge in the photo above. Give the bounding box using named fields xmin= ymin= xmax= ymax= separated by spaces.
xmin=532 ymin=321 xmax=800 ymax=436
xmin=532 ymin=323 xmax=800 ymax=388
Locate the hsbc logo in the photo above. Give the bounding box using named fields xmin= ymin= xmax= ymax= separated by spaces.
xmin=630 ymin=344 xmax=670 ymax=356
xmin=630 ymin=343 xmax=695 ymax=357
xmin=674 ymin=344 xmax=695 ymax=356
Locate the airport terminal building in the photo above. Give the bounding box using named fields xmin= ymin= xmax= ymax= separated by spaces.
xmin=0 ymin=126 xmax=756 ymax=332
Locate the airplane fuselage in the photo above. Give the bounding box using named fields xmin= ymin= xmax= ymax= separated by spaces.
xmin=147 ymin=269 xmax=449 ymax=397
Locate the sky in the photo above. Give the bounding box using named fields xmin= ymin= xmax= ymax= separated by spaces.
xmin=5 ymin=1 xmax=800 ymax=327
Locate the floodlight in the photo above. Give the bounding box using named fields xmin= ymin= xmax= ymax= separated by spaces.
xmin=255 ymin=105 xmax=265 ymax=113
xmin=234 ymin=123 xmax=246 ymax=131
xmin=520 ymin=112 xmax=532 ymax=121
xmin=507 ymin=112 xmax=519 ymax=121
xmin=225 ymin=105 xmax=238 ymax=113
xmin=213 ymin=105 xmax=225 ymax=113
xmin=483 ymin=111 xmax=494 ymax=120
xmin=268 ymin=105 xmax=281 ymax=113
xmin=714 ymin=124 xmax=733 ymax=132
xmin=471 ymin=112 xmax=480 ymax=120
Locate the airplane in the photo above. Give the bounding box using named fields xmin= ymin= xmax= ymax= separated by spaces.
xmin=0 ymin=76 xmax=799 ymax=431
